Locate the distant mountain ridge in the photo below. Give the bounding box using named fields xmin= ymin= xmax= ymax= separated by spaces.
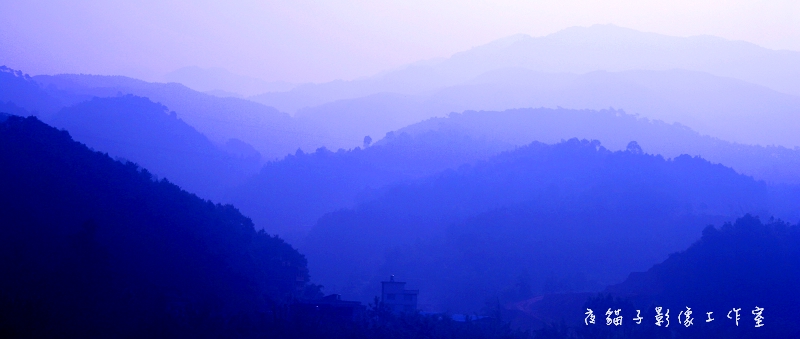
xmin=1 ymin=66 xmax=342 ymax=161
xmin=1 ymin=68 xmax=273 ymax=199
xmin=32 ymin=73 xmax=322 ymax=160
xmin=443 ymin=25 xmax=800 ymax=96
xmin=293 ymin=69 xmax=800 ymax=150
xmin=163 ymin=66 xmax=296 ymax=97
xmin=394 ymin=107 xmax=800 ymax=185
xmin=0 ymin=66 xmax=65 ymax=117
xmin=50 ymin=95 xmax=261 ymax=199
xmin=250 ymin=24 xmax=800 ymax=114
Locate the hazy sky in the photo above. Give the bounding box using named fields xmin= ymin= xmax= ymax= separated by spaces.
xmin=2 ymin=0 xmax=798 ymax=83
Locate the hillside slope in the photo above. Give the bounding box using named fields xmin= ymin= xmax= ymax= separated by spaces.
xmin=50 ymin=95 xmax=260 ymax=199
xmin=33 ymin=73 xmax=325 ymax=159
xmin=0 ymin=116 xmax=308 ymax=337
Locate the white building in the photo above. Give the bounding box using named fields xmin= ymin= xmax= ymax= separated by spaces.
xmin=381 ymin=275 xmax=418 ymax=313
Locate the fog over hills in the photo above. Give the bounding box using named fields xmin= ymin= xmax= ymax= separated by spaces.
xmin=1 ymin=69 xmax=278 ymax=199
xmin=0 ymin=66 xmax=65 ymax=118
xmin=250 ymin=24 xmax=800 ymax=114
xmin=7 ymin=3 xmax=800 ymax=336
xmin=21 ymin=73 xmax=331 ymax=160
xmin=300 ymin=139 xmax=800 ymax=311
xmin=163 ymin=66 xmax=296 ymax=97
xmin=439 ymin=25 xmax=800 ymax=96
xmin=443 ymin=68 xmax=800 ymax=147
xmin=50 ymin=95 xmax=261 ymax=199
xmin=393 ymin=108 xmax=800 ymax=185
xmin=226 ymin=129 xmax=509 ymax=239
xmin=295 ymin=68 xmax=800 ymax=151
xmin=223 ymin=106 xmax=800 ymax=251
xmin=247 ymin=25 xmax=800 ymax=152
xmin=31 ymin=74 xmax=300 ymax=158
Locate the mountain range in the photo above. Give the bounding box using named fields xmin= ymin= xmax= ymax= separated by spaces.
xmin=292 ymin=68 xmax=800 ymax=151
xmin=250 ymin=24 xmax=800 ymax=111
xmin=297 ymin=138 xmax=800 ymax=311
xmin=4 ymin=22 xmax=800 ymax=336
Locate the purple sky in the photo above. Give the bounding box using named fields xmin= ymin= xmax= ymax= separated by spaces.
xmin=2 ymin=0 xmax=798 ymax=83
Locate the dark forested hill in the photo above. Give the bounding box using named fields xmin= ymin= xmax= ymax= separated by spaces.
xmin=594 ymin=215 xmax=800 ymax=338
xmin=49 ymin=95 xmax=260 ymax=199
xmin=300 ymin=139 xmax=800 ymax=312
xmin=0 ymin=116 xmax=309 ymax=338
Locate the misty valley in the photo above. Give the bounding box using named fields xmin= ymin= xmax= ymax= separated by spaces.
xmin=3 ymin=25 xmax=800 ymax=339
